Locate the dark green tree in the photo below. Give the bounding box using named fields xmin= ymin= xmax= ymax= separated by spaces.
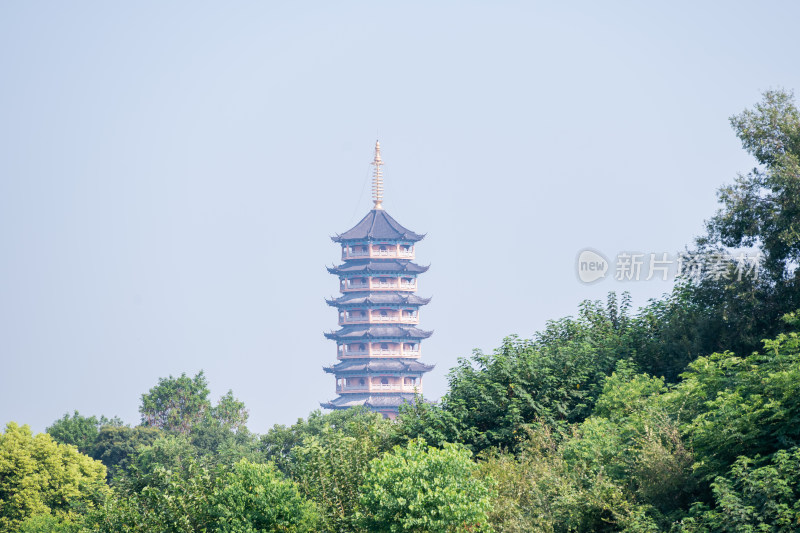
xmin=89 ymin=425 xmax=162 ymax=482
xmin=140 ymin=371 xmax=212 ymax=434
xmin=398 ymin=295 xmax=636 ymax=453
xmin=46 ymin=411 xmax=123 ymax=454
xmin=91 ymin=435 xmax=216 ymax=533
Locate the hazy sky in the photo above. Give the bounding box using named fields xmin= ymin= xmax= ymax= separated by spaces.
xmin=2 ymin=2 xmax=799 ymax=433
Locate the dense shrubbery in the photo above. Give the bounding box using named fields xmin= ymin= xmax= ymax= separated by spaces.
xmin=3 ymin=90 xmax=800 ymax=532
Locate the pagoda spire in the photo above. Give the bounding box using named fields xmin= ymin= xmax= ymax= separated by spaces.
xmin=371 ymin=140 xmax=384 ymax=210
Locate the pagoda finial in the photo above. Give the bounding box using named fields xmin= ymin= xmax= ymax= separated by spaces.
xmin=371 ymin=140 xmax=384 ymax=210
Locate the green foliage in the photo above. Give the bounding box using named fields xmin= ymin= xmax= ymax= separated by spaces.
xmin=682 ymin=447 xmax=800 ymax=532
xmin=18 ymin=513 xmax=78 ymax=533
xmin=669 ymin=322 xmax=800 ymax=481
xmin=359 ymin=439 xmax=494 ymax=533
xmin=209 ymin=390 xmax=249 ymax=432
xmin=90 ymin=425 xmax=162 ymax=482
xmin=0 ymin=423 xmax=108 ymax=533
xmin=402 ymin=295 xmax=635 ymax=453
xmin=706 ymin=89 xmax=800 ymax=277
xmin=92 ymin=435 xmax=216 ymax=532
xmin=46 ymin=411 xmax=122 ymax=454
xmin=140 ymin=371 xmax=212 ymax=434
xmin=213 ymin=460 xmax=318 ymax=533
xmin=481 ymin=426 xmax=660 ymax=533
xmin=583 ymin=366 xmax=695 ymax=519
xmin=288 ymin=411 xmax=391 ymax=533
xmin=395 ymin=395 xmax=462 ymax=448
xmin=260 ymin=407 xmax=390 ymax=474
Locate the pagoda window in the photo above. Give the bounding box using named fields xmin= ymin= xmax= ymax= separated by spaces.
xmin=359 ymin=378 xmax=365 ymax=386
xmin=381 ymin=343 xmax=389 ymax=350
xmin=381 ymin=377 xmax=389 ymax=385
xmin=359 ymin=344 xmax=366 ymax=351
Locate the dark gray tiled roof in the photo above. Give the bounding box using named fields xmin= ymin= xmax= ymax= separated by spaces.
xmin=324 ymin=325 xmax=433 ymax=341
xmin=326 ymin=292 xmax=431 ymax=307
xmin=332 ymin=209 xmax=424 ymax=243
xmin=327 ymin=260 xmax=429 ymax=275
xmin=320 ymin=393 xmax=418 ymax=409
xmin=323 ymin=359 xmax=435 ymax=374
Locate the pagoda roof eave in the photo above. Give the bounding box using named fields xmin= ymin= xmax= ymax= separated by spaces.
xmin=320 ymin=393 xmax=420 ymax=410
xmin=325 ymin=293 xmax=432 ymax=307
xmin=324 ymin=325 xmax=433 ymax=341
xmin=324 ymin=360 xmax=435 ymax=374
xmin=327 ymin=260 xmax=429 ymax=275
xmin=331 ymin=209 xmax=425 ymax=243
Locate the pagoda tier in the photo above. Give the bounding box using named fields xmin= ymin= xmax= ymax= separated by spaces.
xmin=320 ymin=393 xmax=418 ymax=417
xmin=322 ymin=142 xmax=433 ymax=418
xmin=323 ymin=359 xmax=434 ymax=374
xmin=324 ymin=325 xmax=432 ymax=341
xmin=326 ymin=292 xmax=431 ymax=307
xmin=327 ymin=260 xmax=429 ymax=275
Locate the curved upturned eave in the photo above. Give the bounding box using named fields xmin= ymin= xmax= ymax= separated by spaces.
xmin=325 ymin=292 xmax=432 ymax=307
xmin=323 ymin=324 xmax=433 ymax=341
xmin=331 ymin=209 xmax=425 ymax=243
xmin=326 ymin=260 xmax=429 ymax=276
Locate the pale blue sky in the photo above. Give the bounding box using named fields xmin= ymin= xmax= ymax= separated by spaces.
xmin=2 ymin=2 xmax=799 ymax=433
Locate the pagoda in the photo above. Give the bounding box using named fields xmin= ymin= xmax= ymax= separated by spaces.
xmin=321 ymin=142 xmax=434 ymax=418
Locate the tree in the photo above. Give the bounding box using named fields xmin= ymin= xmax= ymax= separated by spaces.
xmin=46 ymin=411 xmax=121 ymax=454
xmin=213 ymin=460 xmax=318 ymax=532
xmin=668 ymin=312 xmax=800 ymax=482
xmin=260 ymin=407 xmax=390 ymax=474
xmin=682 ymin=447 xmax=800 ymax=532
xmin=92 ymin=435 xmax=216 ymax=533
xmin=0 ymin=423 xmax=108 ymax=533
xmin=89 ymin=425 xmax=162 ymax=482
xmin=402 ymin=295 xmax=636 ymax=453
xmin=290 ymin=421 xmax=389 ymax=533
xmin=358 ymin=439 xmax=494 ymax=533
xmin=674 ymin=89 xmax=800 ymax=363
xmin=140 ymin=371 xmax=212 ymax=434
xmin=18 ymin=513 xmax=78 ymax=533
xmin=704 ymin=89 xmax=800 ymax=279
xmin=479 ymin=426 xmax=660 ymax=533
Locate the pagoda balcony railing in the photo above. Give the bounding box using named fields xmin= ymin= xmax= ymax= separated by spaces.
xmin=337 ymin=384 xmax=421 ymax=393
xmin=338 ymin=314 xmax=418 ymax=325
xmin=341 ymin=280 xmax=417 ymax=292
xmin=338 ymin=347 xmax=421 ymax=358
xmin=341 ymin=248 xmax=415 ymax=260
xmin=342 ymin=281 xmax=370 ymax=290
xmin=342 ymin=250 xmax=370 ymax=259
xmin=338 ymin=349 xmax=369 ymax=356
